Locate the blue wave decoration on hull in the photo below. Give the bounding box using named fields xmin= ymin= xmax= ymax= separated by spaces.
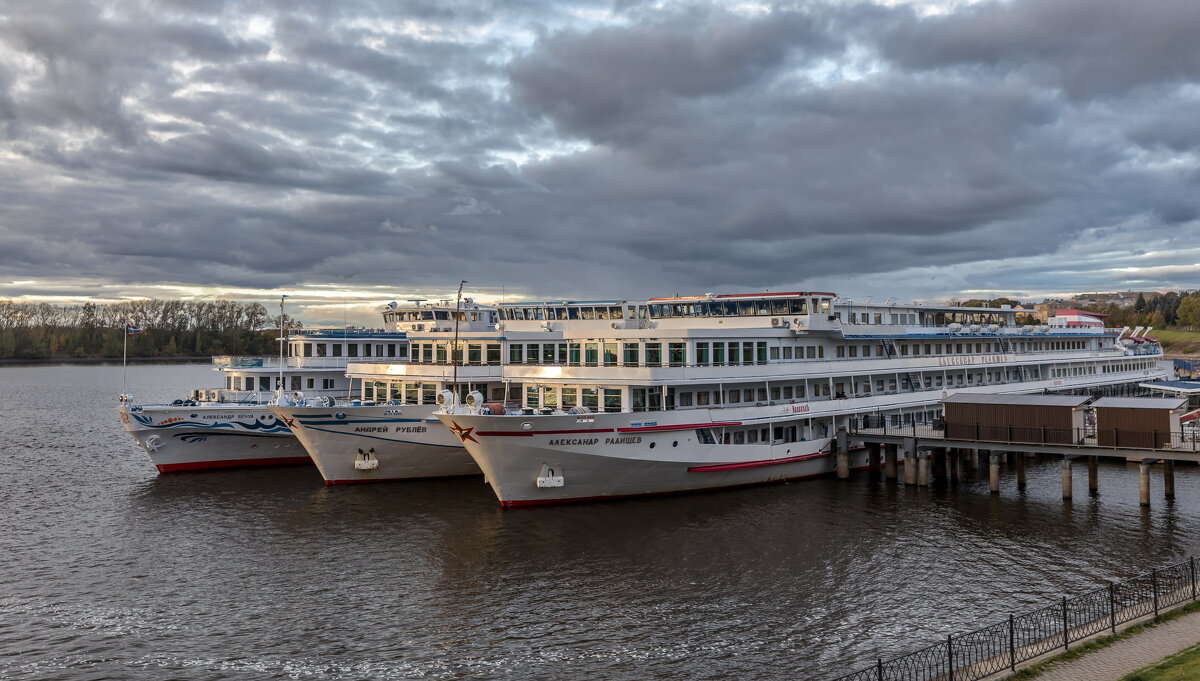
xmin=130 ymin=411 xmax=291 ymax=434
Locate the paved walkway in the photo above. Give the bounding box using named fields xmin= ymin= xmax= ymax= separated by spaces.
xmin=1028 ymin=609 xmax=1200 ymax=680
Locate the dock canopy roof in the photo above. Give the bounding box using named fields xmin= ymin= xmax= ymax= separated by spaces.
xmin=941 ymin=393 xmax=1091 ymax=408
xmin=1138 ymin=380 xmax=1200 ymax=396
xmin=1090 ymin=397 xmax=1188 ymax=410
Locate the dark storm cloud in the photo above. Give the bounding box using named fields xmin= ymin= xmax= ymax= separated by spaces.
xmin=1 ymin=0 xmax=1199 ymax=307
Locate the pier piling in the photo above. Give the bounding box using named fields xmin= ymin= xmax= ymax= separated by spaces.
xmin=884 ymin=444 xmax=898 ymax=480
xmin=1088 ymin=456 xmax=1098 ymax=494
xmin=918 ymin=453 xmax=930 ymax=487
xmin=1061 ymin=458 xmax=1072 ymax=501
xmin=988 ymin=451 xmax=1000 ymax=494
xmin=1015 ymin=452 xmax=1027 ymax=489
xmin=1164 ymin=460 xmax=1175 ymax=501
xmin=868 ymin=443 xmax=881 ymax=479
xmin=904 ymin=449 xmax=917 ymax=486
xmin=1139 ymin=461 xmax=1151 ymax=507
xmin=836 ymin=450 xmax=850 ymax=479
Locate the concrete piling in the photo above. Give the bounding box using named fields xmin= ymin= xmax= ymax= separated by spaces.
xmin=904 ymin=449 xmax=917 ymax=486
xmin=1139 ymin=461 xmax=1151 ymax=507
xmin=918 ymin=453 xmax=930 ymax=487
xmin=884 ymin=444 xmax=898 ymax=480
xmin=1061 ymin=458 xmax=1072 ymax=501
xmin=949 ymin=449 xmax=961 ymax=485
xmin=868 ymin=443 xmax=881 ymax=478
xmin=1015 ymin=452 xmax=1026 ymax=489
xmin=988 ymin=451 xmax=1000 ymax=494
xmin=836 ymin=450 xmax=850 ymax=479
xmin=966 ymin=448 xmax=979 ymax=471
xmin=1164 ymin=460 xmax=1175 ymax=500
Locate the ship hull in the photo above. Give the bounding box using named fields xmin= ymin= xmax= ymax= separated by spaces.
xmin=119 ymin=405 xmax=308 ymax=473
xmin=436 ymin=412 xmax=843 ymax=506
xmin=268 ymin=405 xmax=479 ymax=485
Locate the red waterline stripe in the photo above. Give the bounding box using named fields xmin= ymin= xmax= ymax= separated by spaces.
xmin=616 ymin=421 xmax=742 ymax=433
xmin=499 ymin=471 xmax=838 ymax=508
xmin=475 ymin=428 xmax=616 ymax=437
xmin=156 ymin=456 xmax=311 ymax=473
xmin=688 ymin=451 xmax=829 ymax=473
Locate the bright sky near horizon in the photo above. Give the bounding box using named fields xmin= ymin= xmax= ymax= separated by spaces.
xmin=1 ymin=0 xmax=1198 ymax=326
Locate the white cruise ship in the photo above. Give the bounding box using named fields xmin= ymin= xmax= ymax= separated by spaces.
xmin=429 ymin=291 xmax=1167 ymax=506
xmin=269 ymin=298 xmax=498 ymax=484
xmin=119 ymin=328 xmax=408 ymax=473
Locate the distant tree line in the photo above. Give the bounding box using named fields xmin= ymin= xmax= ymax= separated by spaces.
xmin=1089 ymin=291 xmax=1200 ymax=330
xmin=0 ymin=299 xmax=302 ymax=360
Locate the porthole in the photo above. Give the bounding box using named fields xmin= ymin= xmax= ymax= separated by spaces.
xmin=649 ymin=442 xmax=656 ymax=449
xmin=672 ymin=441 xmax=678 ymax=447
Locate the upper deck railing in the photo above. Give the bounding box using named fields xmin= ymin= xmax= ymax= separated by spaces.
xmin=212 ymin=356 xmax=360 ymax=370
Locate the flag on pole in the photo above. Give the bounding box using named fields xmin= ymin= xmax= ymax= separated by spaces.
xmin=125 ymin=322 xmax=144 ymax=335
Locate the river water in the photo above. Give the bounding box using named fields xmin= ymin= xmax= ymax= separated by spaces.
xmin=0 ymin=363 xmax=1196 ymax=680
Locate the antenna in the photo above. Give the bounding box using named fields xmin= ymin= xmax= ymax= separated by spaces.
xmin=278 ymin=294 xmax=289 ymax=398
xmin=452 ymin=280 xmax=467 ymax=400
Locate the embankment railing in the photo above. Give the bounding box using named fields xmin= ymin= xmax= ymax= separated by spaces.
xmin=830 ymin=556 xmax=1198 ymax=681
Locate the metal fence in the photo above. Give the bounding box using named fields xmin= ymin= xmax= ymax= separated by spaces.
xmin=830 ymin=557 xmax=1199 ymax=681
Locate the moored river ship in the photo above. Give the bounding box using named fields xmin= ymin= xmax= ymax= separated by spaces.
xmin=119 ymin=328 xmax=408 ymax=473
xmin=430 ymin=291 xmax=1167 ymax=506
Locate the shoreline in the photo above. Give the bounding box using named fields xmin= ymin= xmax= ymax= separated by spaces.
xmin=0 ymin=356 xmax=211 ymax=366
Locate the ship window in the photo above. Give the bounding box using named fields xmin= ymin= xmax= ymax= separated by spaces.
xmin=696 ymin=391 xmax=710 ymax=406
xmin=422 ymin=345 xmax=433 ymax=363
xmin=771 ymin=387 xmax=781 ymax=400
xmin=562 ymin=388 xmax=578 ymax=408
xmin=509 ymin=345 xmax=523 ymax=364
xmin=783 ymin=386 xmax=793 ymax=399
xmin=363 ymin=344 xmax=371 ymax=357
xmin=316 ymin=343 xmax=327 ymax=357
xmin=737 ymin=301 xmax=757 ymax=316
xmin=678 ymin=392 xmax=693 ymax=407
xmin=390 ymin=384 xmax=402 ymax=401
xmin=569 ymin=343 xmax=581 ymax=365
xmin=770 ymin=347 xmax=780 ymax=360
xmin=604 ymin=343 xmax=618 ymax=367
xmin=790 ymin=299 xmax=808 ymax=314
xmin=558 ymin=344 xmax=568 ymax=364
xmin=487 ymin=345 xmax=501 ymax=365
xmin=624 ymin=343 xmax=640 ymax=366
xmin=526 ymin=344 xmax=539 ymax=364
xmin=713 ymin=343 xmax=725 ymax=365
xmin=610 ymin=306 xmax=624 ymax=320
xmin=771 ymin=299 xmax=790 ymax=315
xmin=436 ymin=344 xmax=447 ymax=363
xmin=783 ymin=347 xmax=793 ymax=360
xmin=525 ymin=386 xmax=539 ymax=407
xmin=757 ymin=342 xmax=767 ymax=364
xmin=669 ymin=343 xmax=686 ymax=366
xmin=582 ymin=388 xmax=599 ymax=409
xmin=581 ymin=307 xmax=596 ymax=320
xmin=733 ymin=431 xmax=745 ymax=444
xmin=332 ymin=344 xmax=342 ymax=357
xmin=585 ymin=343 xmax=599 ymax=366
xmin=728 ymin=343 xmax=741 ymax=364
xmin=806 ymin=347 xmax=816 ymax=359
xmin=837 ymin=346 xmax=846 ymax=358
xmin=729 ymin=389 xmax=741 ymax=403
xmin=542 ymin=387 xmax=558 ymax=408
xmin=468 ymin=344 xmax=482 ymax=364
xmin=307 ymin=378 xmax=314 ymax=389
xmin=696 ymin=428 xmax=716 ymax=444
xmin=645 ymin=343 xmax=662 ymax=365
xmin=632 ymin=388 xmax=647 ymax=411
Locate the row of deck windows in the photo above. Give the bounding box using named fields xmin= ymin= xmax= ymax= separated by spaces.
xmin=225 ymin=375 xmax=335 ymax=391
xmin=647 ymin=298 xmax=831 ymax=318
xmin=500 ymin=305 xmax=640 ymax=321
xmin=291 ymin=342 xmax=403 ymax=358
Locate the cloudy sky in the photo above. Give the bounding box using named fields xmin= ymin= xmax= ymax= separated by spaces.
xmin=1 ymin=0 xmax=1197 ymax=325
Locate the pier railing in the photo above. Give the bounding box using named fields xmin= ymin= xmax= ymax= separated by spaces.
xmin=849 ymin=418 xmax=1200 ymax=453
xmin=829 ymin=556 xmax=1198 ymax=681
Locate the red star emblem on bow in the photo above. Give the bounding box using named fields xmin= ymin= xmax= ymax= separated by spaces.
xmin=449 ymin=421 xmax=479 ymax=444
